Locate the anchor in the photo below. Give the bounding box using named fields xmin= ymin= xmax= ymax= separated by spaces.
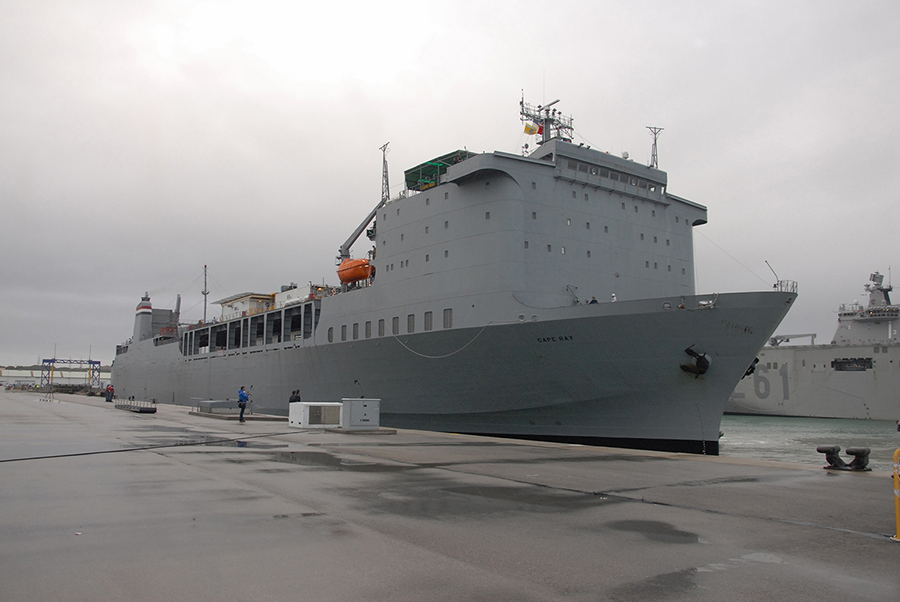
xmin=741 ymin=357 xmax=759 ymax=379
xmin=680 ymin=345 xmax=710 ymax=378
xmin=815 ymin=445 xmax=871 ymax=471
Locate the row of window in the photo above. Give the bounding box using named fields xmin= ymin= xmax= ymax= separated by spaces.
xmin=563 ymin=159 xmax=663 ymax=194
xmin=388 ymin=215 xmax=679 ymax=248
xmin=383 ymin=250 xmax=450 ymax=272
xmin=521 ymin=240 xmax=687 ymax=273
xmin=386 ymin=186 xmax=691 ymax=227
xmin=384 ymin=209 xmax=688 ymax=252
xmin=328 ymin=308 xmax=455 ymax=342
xmin=383 ymin=240 xmax=686 ymax=275
xmin=382 ymin=191 xmax=451 ymax=222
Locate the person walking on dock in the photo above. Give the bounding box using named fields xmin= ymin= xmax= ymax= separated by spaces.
xmin=238 ymin=386 xmax=250 ymax=423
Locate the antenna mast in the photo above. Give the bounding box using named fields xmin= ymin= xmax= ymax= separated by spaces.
xmin=380 ymin=142 xmax=390 ymax=204
xmin=202 ymin=264 xmax=209 ymax=323
xmin=520 ymin=96 xmax=574 ymax=144
xmin=647 ymin=126 xmax=663 ymax=168
xmin=337 ymin=143 xmax=391 ymax=265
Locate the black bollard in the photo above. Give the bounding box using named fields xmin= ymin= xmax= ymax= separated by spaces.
xmin=845 ymin=447 xmax=871 ymax=471
xmin=816 ymin=445 xmax=847 ymax=469
xmin=816 ymin=445 xmax=871 ymax=471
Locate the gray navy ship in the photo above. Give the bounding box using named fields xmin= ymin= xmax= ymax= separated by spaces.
xmin=112 ymin=99 xmax=797 ymax=454
xmin=727 ymin=271 xmax=899 ymax=421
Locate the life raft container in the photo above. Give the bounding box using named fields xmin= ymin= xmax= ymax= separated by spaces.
xmin=337 ymin=258 xmax=374 ymax=284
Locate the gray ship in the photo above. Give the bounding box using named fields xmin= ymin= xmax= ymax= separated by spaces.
xmin=727 ymin=271 xmax=899 ymax=421
xmin=112 ymin=99 xmax=796 ymax=454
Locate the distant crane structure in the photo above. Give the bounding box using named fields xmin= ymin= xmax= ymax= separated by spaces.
xmin=40 ymin=358 xmax=102 ymax=388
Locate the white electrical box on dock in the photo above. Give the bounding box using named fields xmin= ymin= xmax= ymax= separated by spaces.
xmin=290 ymin=402 xmax=342 ymax=428
xmin=340 ymin=398 xmax=380 ymax=430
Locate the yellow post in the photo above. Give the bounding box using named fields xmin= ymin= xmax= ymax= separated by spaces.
xmin=893 ymin=449 xmax=900 ymax=542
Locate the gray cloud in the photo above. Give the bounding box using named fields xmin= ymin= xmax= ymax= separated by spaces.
xmin=1 ymin=0 xmax=898 ymax=365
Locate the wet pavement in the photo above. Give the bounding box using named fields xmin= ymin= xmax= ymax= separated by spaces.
xmin=1 ymin=390 xmax=898 ymax=601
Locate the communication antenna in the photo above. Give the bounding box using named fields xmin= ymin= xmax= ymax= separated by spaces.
xmin=520 ymin=95 xmax=574 ymax=144
xmin=202 ymin=264 xmax=209 ymax=323
xmin=380 ymin=142 xmax=390 ymax=204
xmin=647 ymin=126 xmax=663 ymax=168
xmin=765 ymin=260 xmax=779 ymax=287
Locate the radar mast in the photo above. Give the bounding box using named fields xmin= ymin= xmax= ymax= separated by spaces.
xmin=520 ymin=95 xmax=574 ymax=145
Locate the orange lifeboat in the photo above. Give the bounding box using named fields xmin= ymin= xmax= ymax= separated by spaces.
xmin=337 ymin=258 xmax=374 ymax=284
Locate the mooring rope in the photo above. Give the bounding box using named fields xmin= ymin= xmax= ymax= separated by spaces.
xmin=390 ymin=319 xmax=521 ymax=359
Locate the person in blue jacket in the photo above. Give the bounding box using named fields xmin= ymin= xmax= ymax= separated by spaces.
xmin=238 ymin=386 xmax=250 ymax=423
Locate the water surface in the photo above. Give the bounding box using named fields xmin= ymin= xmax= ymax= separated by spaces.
xmin=719 ymin=415 xmax=900 ymax=471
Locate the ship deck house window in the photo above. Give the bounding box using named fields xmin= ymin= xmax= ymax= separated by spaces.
xmin=832 ymin=358 xmax=873 ymax=371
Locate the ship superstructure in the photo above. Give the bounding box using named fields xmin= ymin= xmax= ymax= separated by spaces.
xmin=112 ymin=100 xmax=796 ymax=454
xmin=727 ymin=271 xmax=898 ymax=420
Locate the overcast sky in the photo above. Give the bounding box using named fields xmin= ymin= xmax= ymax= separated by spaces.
xmin=1 ymin=1 xmax=898 ymax=366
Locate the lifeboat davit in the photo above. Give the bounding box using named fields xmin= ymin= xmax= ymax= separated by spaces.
xmin=338 ymin=258 xmax=374 ymax=284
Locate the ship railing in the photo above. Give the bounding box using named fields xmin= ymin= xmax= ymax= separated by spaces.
xmin=775 ymin=280 xmax=798 ymax=294
xmin=838 ymin=303 xmax=864 ymax=313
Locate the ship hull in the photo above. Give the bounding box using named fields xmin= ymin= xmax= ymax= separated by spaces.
xmin=726 ymin=343 xmax=900 ymax=421
xmin=113 ymin=290 xmax=794 ymax=454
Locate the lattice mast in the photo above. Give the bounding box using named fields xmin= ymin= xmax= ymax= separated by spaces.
xmin=380 ymin=142 xmax=390 ymax=204
xmin=647 ymin=126 xmax=664 ymax=168
xmin=338 ymin=142 xmax=391 ymax=264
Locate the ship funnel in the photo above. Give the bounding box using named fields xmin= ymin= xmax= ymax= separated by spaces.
xmin=133 ymin=292 xmax=153 ymax=343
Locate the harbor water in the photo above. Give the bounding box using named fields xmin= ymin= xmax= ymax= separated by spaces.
xmin=719 ymin=414 xmax=900 ymax=471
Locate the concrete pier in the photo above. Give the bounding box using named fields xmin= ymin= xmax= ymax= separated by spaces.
xmin=1 ymin=390 xmax=897 ymax=601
